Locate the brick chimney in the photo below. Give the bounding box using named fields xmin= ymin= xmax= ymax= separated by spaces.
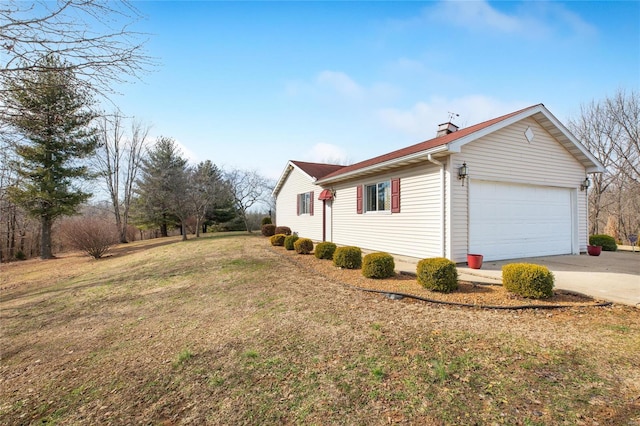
xmin=436 ymin=122 xmax=459 ymax=137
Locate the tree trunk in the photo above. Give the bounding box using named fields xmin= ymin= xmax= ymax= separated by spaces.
xmin=160 ymin=222 xmax=168 ymax=237
xmin=40 ymin=216 xmax=53 ymax=259
xmin=181 ymin=223 xmax=187 ymax=241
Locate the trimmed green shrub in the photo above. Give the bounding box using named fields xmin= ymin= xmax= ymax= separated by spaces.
xmin=333 ymin=246 xmax=362 ymax=269
xmin=589 ymin=234 xmax=617 ymax=251
xmin=261 ymin=224 xmax=276 ymax=237
xmin=274 ymin=226 xmax=292 ymax=236
xmin=416 ymin=257 xmax=458 ymax=293
xmin=261 ymin=217 xmax=272 ymax=225
xmin=270 ymin=234 xmax=286 ymax=246
xmin=502 ymin=263 xmax=554 ymax=299
xmin=284 ymin=234 xmax=299 ymax=250
xmin=362 ymin=252 xmax=395 ymax=279
xmin=315 ymin=242 xmax=337 ymax=260
xmin=294 ymin=238 xmax=314 ymax=254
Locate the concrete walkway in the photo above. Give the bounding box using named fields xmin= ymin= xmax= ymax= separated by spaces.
xmin=393 ymin=250 xmax=640 ymax=307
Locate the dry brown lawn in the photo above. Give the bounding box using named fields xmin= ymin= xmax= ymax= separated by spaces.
xmin=1 ymin=233 xmax=639 ymax=425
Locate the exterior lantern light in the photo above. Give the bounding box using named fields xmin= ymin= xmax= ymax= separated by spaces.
xmin=580 ymin=177 xmax=590 ymax=191
xmin=458 ymin=162 xmax=468 ymax=186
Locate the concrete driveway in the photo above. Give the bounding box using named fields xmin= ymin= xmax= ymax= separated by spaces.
xmin=456 ymin=251 xmax=640 ymax=307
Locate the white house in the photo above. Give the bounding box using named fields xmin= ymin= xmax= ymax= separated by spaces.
xmin=272 ymin=104 xmax=604 ymax=263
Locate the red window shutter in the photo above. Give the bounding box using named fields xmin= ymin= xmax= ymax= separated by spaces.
xmin=309 ymin=192 xmax=314 ymax=216
xmin=391 ymin=178 xmax=400 ymax=213
xmin=356 ymin=185 xmax=363 ymax=214
xmin=296 ymin=194 xmax=300 ymax=216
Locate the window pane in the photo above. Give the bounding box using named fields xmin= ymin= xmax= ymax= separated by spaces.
xmin=366 ymin=185 xmax=377 ymax=212
xmin=378 ymin=181 xmax=390 ymax=211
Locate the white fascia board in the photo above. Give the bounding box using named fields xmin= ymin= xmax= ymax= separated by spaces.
xmin=272 ymin=161 xmax=320 ymax=197
xmin=272 ymin=162 xmax=295 ymax=197
xmin=316 ymin=145 xmax=449 ymax=185
xmin=538 ymin=108 xmax=605 ymax=173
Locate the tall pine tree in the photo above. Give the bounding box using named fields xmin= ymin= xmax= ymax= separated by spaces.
xmin=134 ymin=137 xmax=188 ymax=238
xmin=4 ymin=55 xmax=98 ymax=259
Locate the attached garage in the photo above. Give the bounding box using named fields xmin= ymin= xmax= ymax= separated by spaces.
xmin=275 ymin=104 xmax=604 ymax=264
xmin=469 ymin=181 xmax=576 ymax=261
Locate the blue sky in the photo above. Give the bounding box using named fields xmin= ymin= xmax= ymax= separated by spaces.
xmin=110 ymin=1 xmax=640 ymax=180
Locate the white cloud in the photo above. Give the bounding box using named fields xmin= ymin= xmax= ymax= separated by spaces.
xmin=420 ymin=0 xmax=595 ymax=39
xmin=430 ymin=0 xmax=522 ymax=33
xmin=316 ymin=71 xmax=364 ymax=99
xmin=377 ymin=95 xmax=529 ymax=140
xmin=304 ymin=142 xmax=349 ymax=165
xmin=285 ymin=70 xmax=399 ymax=104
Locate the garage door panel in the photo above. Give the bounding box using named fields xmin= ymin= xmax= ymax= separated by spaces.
xmin=469 ymin=182 xmax=572 ymax=261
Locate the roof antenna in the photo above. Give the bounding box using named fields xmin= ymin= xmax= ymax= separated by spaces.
xmin=448 ymin=111 xmax=459 ymax=123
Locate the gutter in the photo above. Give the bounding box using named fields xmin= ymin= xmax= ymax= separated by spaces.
xmin=316 ymin=145 xmax=449 ymax=185
xmin=427 ymin=154 xmax=446 ymax=257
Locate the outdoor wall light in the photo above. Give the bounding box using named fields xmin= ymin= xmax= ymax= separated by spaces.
xmin=580 ymin=177 xmax=590 ymax=191
xmin=458 ymin=162 xmax=468 ymax=186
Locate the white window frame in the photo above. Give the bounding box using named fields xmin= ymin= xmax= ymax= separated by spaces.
xmin=364 ymin=181 xmax=391 ymax=213
xmin=299 ymin=192 xmax=311 ymax=215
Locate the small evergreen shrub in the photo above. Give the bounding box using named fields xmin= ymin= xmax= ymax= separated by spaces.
xmin=333 ymin=246 xmax=362 ymax=269
xmin=589 ymin=234 xmax=617 ymax=251
xmin=261 ymin=224 xmax=276 ymax=237
xmin=502 ymin=263 xmax=554 ymax=299
xmin=274 ymin=226 xmax=292 ymax=236
xmin=270 ymin=234 xmax=286 ymax=246
xmin=416 ymin=257 xmax=458 ymax=293
xmin=294 ymin=238 xmax=313 ymax=254
xmin=261 ymin=217 xmax=272 ymax=225
xmin=362 ymin=252 xmax=395 ymax=279
xmin=15 ymin=251 xmax=26 ymax=261
xmin=284 ymin=234 xmax=299 ymax=250
xmin=315 ymin=242 xmax=337 ymax=260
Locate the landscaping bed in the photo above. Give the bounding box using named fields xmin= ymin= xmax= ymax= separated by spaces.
xmin=269 ymin=243 xmax=609 ymax=309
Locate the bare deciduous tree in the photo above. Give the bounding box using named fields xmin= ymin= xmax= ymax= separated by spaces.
xmin=0 ymin=0 xmax=153 ymax=100
xmin=94 ymin=111 xmax=149 ymax=243
xmin=570 ymin=89 xmax=640 ymax=242
xmin=225 ymin=169 xmax=271 ymax=233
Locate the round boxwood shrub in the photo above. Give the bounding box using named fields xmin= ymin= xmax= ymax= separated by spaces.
xmin=261 ymin=224 xmax=276 ymax=237
xmin=270 ymin=234 xmax=286 ymax=246
xmin=333 ymin=246 xmax=362 ymax=269
xmin=284 ymin=234 xmax=299 ymax=250
xmin=294 ymin=238 xmax=314 ymax=254
xmin=589 ymin=234 xmax=617 ymax=251
xmin=416 ymin=257 xmax=458 ymax=293
xmin=502 ymin=263 xmax=554 ymax=299
xmin=362 ymin=252 xmax=395 ymax=279
xmin=261 ymin=217 xmax=272 ymax=225
xmin=274 ymin=226 xmax=292 ymax=236
xmin=315 ymin=242 xmax=337 ymax=260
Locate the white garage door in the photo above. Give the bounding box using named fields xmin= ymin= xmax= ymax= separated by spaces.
xmin=469 ymin=181 xmax=574 ymax=261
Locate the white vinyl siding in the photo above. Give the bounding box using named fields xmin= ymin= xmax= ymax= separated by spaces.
xmin=448 ymin=117 xmax=588 ymax=262
xmin=275 ymin=167 xmax=323 ymax=241
xmin=332 ymin=164 xmax=441 ymax=259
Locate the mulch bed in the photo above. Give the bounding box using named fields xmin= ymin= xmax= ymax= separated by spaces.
xmin=268 ymin=244 xmax=611 ymax=309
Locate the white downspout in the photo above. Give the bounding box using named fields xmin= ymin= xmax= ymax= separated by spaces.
xmin=427 ymin=154 xmax=446 ymax=257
